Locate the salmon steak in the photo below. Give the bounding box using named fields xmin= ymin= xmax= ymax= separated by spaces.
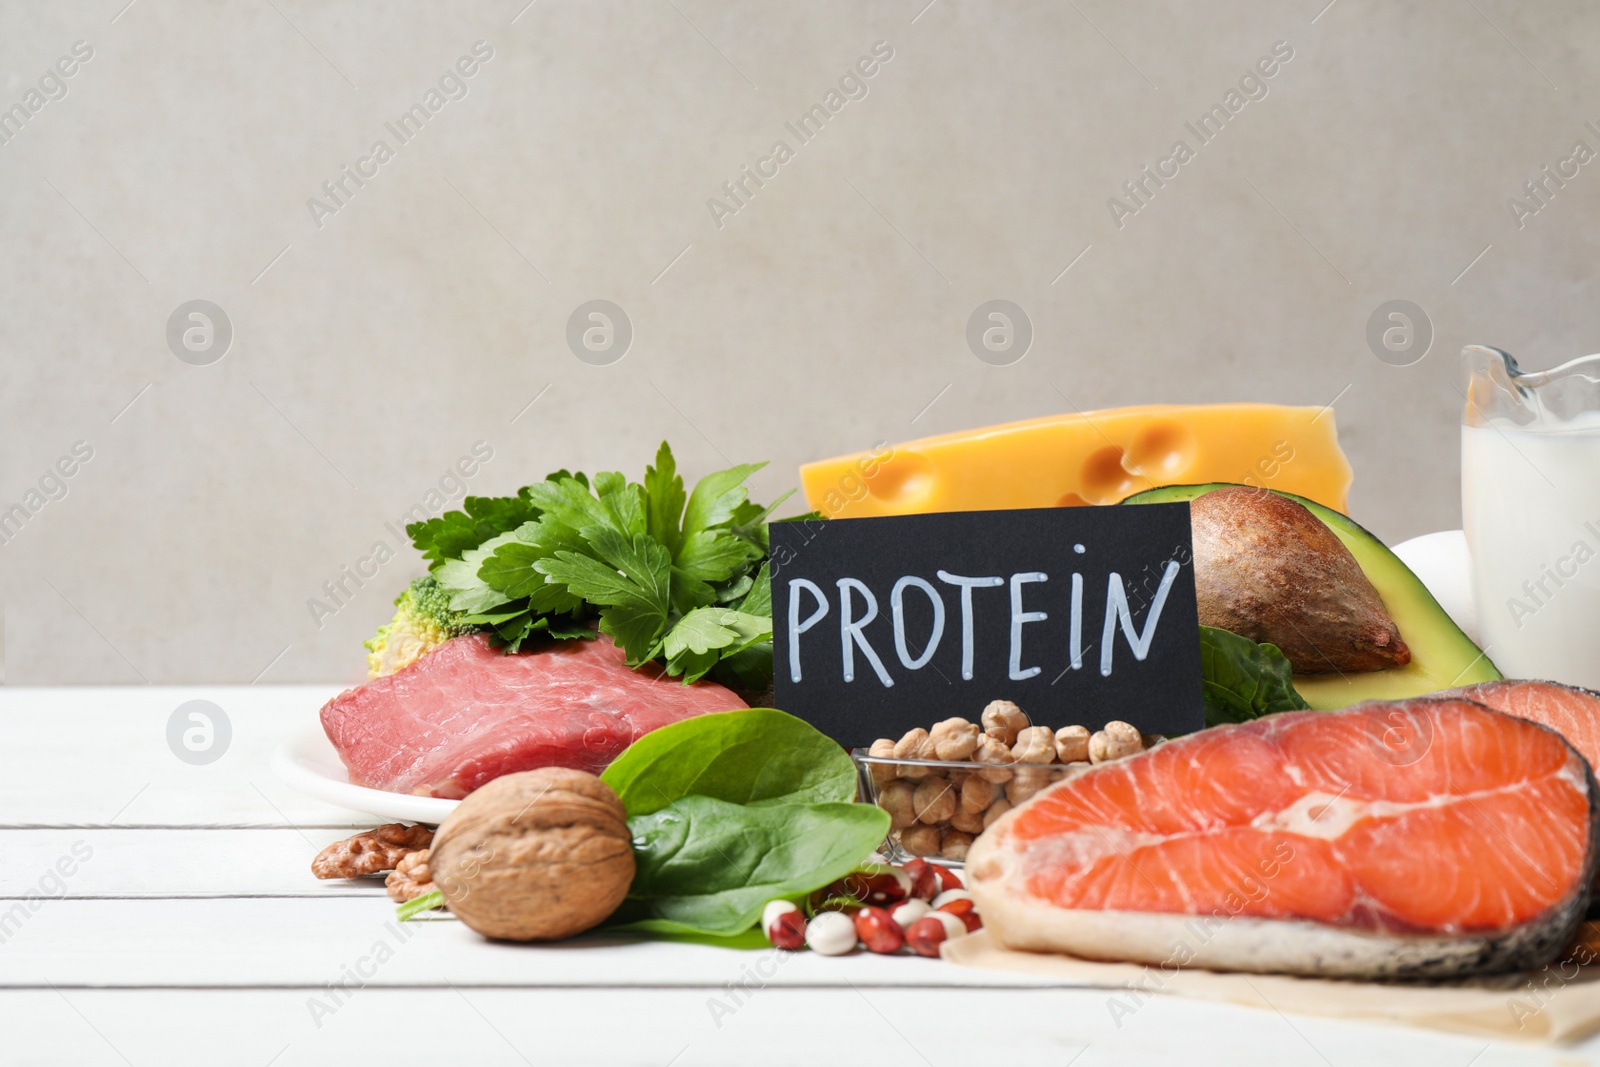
xmin=1440 ymin=680 xmax=1600 ymax=899
xmin=321 ymin=633 xmax=746 ymax=799
xmin=966 ymin=698 xmax=1599 ymax=978
xmin=1440 ymin=680 xmax=1600 ymax=773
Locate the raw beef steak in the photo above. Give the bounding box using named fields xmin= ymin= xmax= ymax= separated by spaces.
xmin=321 ymin=633 xmax=747 ymax=799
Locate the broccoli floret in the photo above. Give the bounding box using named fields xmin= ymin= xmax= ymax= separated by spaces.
xmin=364 ymin=575 xmax=476 ymax=678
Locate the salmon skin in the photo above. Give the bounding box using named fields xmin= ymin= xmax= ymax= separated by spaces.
xmin=967 ymin=698 xmax=1599 ymax=979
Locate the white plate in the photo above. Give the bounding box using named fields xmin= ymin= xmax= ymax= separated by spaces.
xmin=270 ymin=725 xmax=458 ymax=825
xmin=1390 ymin=529 xmax=1477 ymax=644
xmin=272 ymin=529 xmax=1476 ymax=824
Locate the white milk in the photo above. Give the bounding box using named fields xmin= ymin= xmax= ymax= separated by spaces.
xmin=1462 ymin=415 xmax=1600 ymax=688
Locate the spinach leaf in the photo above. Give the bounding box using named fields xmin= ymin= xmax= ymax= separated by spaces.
xmin=1199 ymin=625 xmax=1311 ymax=726
xmin=601 ymin=708 xmax=854 ymax=817
xmin=611 ymin=795 xmax=889 ymax=936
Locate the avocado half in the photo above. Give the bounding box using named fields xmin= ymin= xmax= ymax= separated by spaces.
xmin=1123 ymin=483 xmax=1500 ymax=709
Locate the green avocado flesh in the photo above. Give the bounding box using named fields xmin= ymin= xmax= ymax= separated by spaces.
xmin=1122 ymin=483 xmax=1500 ymax=709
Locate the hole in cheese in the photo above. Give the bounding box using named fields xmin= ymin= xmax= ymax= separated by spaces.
xmin=1124 ymin=419 xmax=1198 ymax=479
xmin=1080 ymin=446 xmax=1146 ymax=504
xmin=864 ymin=450 xmax=936 ymax=505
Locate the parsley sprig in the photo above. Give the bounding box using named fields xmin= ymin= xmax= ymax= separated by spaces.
xmin=408 ymin=442 xmax=784 ymax=686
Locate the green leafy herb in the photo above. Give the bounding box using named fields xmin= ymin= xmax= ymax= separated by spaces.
xmin=1199 ymin=625 xmax=1311 ymax=725
xmin=707 ymin=642 xmax=775 ymax=694
xmin=600 ymin=708 xmax=856 ymax=817
xmin=643 ymin=444 xmax=688 ymax=556
xmin=653 ymin=608 xmax=771 ymax=684
xmin=734 ymin=562 xmax=772 ymax=618
xmin=413 ymin=441 xmax=780 ymax=686
xmin=609 ymin=795 xmax=889 ymax=936
xmin=406 ymin=496 xmax=539 ymax=565
xmin=537 ymin=529 xmax=674 ymax=660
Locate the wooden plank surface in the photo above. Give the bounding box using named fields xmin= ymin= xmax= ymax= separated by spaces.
xmin=3 ymin=991 xmax=1523 ymax=1067
xmin=0 ymin=988 xmax=1541 ymax=1067
xmin=0 ymin=897 xmax=1062 ymax=989
xmin=0 ymin=829 xmax=380 ymax=898
xmin=0 ymin=685 xmax=355 ymax=827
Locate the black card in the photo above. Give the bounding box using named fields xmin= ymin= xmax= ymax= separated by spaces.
xmin=770 ymin=504 xmax=1204 ymax=746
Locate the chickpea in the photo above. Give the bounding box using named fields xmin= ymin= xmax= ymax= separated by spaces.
xmin=878 ymin=780 xmax=916 ymax=829
xmin=940 ymin=830 xmax=974 ymax=862
xmin=949 ymin=807 xmax=985 ymax=835
xmin=1090 ymin=721 xmax=1145 ymax=763
xmin=894 ymin=727 xmax=936 ymax=779
xmin=981 ymin=797 xmax=1013 ymax=829
xmin=893 ymin=727 xmax=933 ymax=759
xmin=981 ymin=700 xmax=1029 ymax=746
xmin=900 ymin=824 xmax=941 ymax=856
xmin=930 ymin=717 xmax=980 ymax=761
xmin=1012 ymin=726 xmax=1057 ymax=765
xmin=959 ymin=775 xmax=998 ymax=813
xmin=912 ymin=777 xmax=957 ymax=824
xmin=972 ymin=734 xmax=1015 ymax=783
xmin=1007 ymin=766 xmax=1054 ymax=805
xmin=1055 ymin=725 xmax=1091 ymax=764
xmin=868 ymin=737 xmax=897 ymax=785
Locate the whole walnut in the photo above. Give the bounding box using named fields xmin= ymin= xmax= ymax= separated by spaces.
xmin=430 ymin=767 xmax=635 ymax=942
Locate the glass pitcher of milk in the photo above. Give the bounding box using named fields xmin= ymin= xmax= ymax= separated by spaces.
xmin=1462 ymin=345 xmax=1600 ymax=688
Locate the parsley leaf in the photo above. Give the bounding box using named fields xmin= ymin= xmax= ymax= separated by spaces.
xmin=395 ymin=441 xmax=782 ymax=686
xmin=644 ymin=441 xmax=687 ymax=556
xmin=407 ymin=495 xmax=540 ymax=563
xmin=522 ymin=476 xmax=617 ymax=535
xmin=683 ymin=461 xmax=766 ymax=538
xmin=675 ymin=530 xmax=762 ymax=583
xmin=712 ymin=572 xmax=754 ymax=605
xmin=434 ymin=533 xmax=520 ymax=614
xmin=594 ymin=470 xmax=647 ymax=537
xmin=656 ymin=608 xmax=772 ymax=683
xmin=734 ymin=562 xmax=772 ymax=618
xmin=536 ymin=528 xmax=673 ymax=664
xmin=476 ymin=538 xmax=585 ymax=614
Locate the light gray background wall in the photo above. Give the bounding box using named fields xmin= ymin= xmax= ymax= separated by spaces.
xmin=3 ymin=0 xmax=1598 ymax=684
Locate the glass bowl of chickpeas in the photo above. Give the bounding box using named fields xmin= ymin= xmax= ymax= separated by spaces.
xmin=852 ymin=700 xmax=1154 ymax=866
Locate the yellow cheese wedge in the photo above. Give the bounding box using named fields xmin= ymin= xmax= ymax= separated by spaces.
xmin=800 ymin=403 xmax=1352 ymax=518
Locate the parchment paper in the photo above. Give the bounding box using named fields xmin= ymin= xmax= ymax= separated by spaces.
xmin=942 ymin=930 xmax=1600 ymax=1043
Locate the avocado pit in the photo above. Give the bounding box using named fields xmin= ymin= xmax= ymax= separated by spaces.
xmin=1190 ymin=486 xmax=1411 ymax=674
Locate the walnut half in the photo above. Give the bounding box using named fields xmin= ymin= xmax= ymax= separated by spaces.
xmin=311 ymin=823 xmax=434 ymax=879
xmin=386 ymin=849 xmax=434 ymax=902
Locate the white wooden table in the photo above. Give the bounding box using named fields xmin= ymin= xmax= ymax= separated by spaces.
xmin=5 ymin=685 xmax=1596 ymax=1066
